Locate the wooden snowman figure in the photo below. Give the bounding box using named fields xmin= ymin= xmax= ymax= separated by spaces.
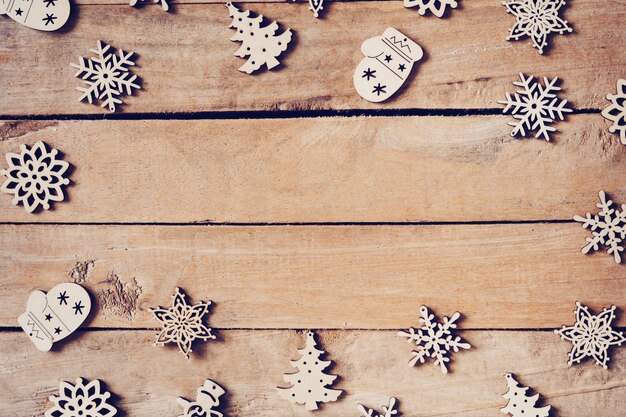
xmin=177 ymin=379 xmax=226 ymax=417
xmin=1 ymin=0 xmax=70 ymax=31
xmin=354 ymin=27 xmax=423 ymax=103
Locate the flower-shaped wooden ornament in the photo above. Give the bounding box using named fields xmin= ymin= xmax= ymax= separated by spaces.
xmin=602 ymin=79 xmax=626 ymax=145
xmin=45 ymin=378 xmax=117 ymax=417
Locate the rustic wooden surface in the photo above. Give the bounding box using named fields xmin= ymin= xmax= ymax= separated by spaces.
xmin=1 ymin=0 xmax=624 ymax=416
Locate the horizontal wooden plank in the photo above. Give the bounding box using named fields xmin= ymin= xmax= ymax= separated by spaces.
xmin=1 ymin=330 xmax=623 ymax=416
xmin=1 ymin=115 xmax=624 ymax=223
xmin=1 ymin=224 xmax=624 ymax=329
xmin=1 ymin=1 xmax=624 ymax=115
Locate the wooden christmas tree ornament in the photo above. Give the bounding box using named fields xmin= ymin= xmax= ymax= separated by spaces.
xmin=0 ymin=0 xmax=70 ymax=31
xmin=354 ymin=28 xmax=424 ymax=103
xmin=601 ymin=79 xmax=626 ymax=145
xmin=502 ymin=0 xmax=572 ymax=54
xmin=1 ymin=141 xmax=71 ymax=213
xmin=226 ymin=2 xmax=293 ymax=74
xmin=277 ymin=331 xmax=342 ymax=410
xmin=358 ymin=397 xmax=399 ymax=417
xmin=501 ymin=373 xmax=550 ymax=417
xmin=177 ymin=379 xmax=227 ymax=417
xmin=404 ymin=0 xmax=458 ymax=18
xmin=555 ymin=302 xmax=625 ymax=369
xmin=18 ymin=283 xmax=91 ymax=352
xmin=45 ymin=378 xmax=117 ymax=417
xmin=150 ymin=287 xmax=216 ymax=359
xmin=130 ymin=0 xmax=169 ymax=11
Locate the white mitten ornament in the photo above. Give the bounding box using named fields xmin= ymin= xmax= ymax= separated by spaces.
xmin=354 ymin=28 xmax=423 ymax=103
xmin=18 ymin=283 xmax=91 ymax=351
xmin=1 ymin=0 xmax=70 ymax=31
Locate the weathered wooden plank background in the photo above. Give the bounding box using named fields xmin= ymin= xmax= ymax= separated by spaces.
xmin=1 ymin=0 xmax=624 ymax=416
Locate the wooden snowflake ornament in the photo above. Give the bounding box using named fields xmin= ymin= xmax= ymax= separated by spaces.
xmin=501 ymin=373 xmax=550 ymax=417
xmin=226 ymin=2 xmax=293 ymax=74
xmin=293 ymin=0 xmax=325 ymax=18
xmin=1 ymin=141 xmax=70 ymax=213
xmin=573 ymin=191 xmax=626 ymax=263
xmin=0 ymin=0 xmax=70 ymax=31
xmin=151 ymin=287 xmax=216 ymax=359
xmin=398 ymin=305 xmax=471 ymax=373
xmin=277 ymin=331 xmax=342 ymax=410
xmin=71 ymin=41 xmax=141 ymax=112
xmin=601 ymin=79 xmax=626 ymax=145
xmin=129 ymin=0 xmax=169 ymax=11
xmin=358 ymin=397 xmax=399 ymax=417
xmin=177 ymin=379 xmax=227 ymax=417
xmin=404 ymin=0 xmax=458 ymax=18
xmin=498 ymin=73 xmax=571 ymax=141
xmin=45 ymin=378 xmax=117 ymax=417
xmin=502 ymin=0 xmax=572 ymax=54
xmin=555 ymin=302 xmax=625 ymax=369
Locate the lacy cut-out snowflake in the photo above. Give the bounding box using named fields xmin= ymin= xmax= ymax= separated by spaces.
xmin=45 ymin=378 xmax=117 ymax=417
xmin=502 ymin=0 xmax=572 ymax=54
xmin=573 ymin=191 xmax=626 ymax=264
xmin=1 ymin=141 xmax=70 ymax=213
xmin=129 ymin=0 xmax=169 ymax=11
xmin=404 ymin=0 xmax=458 ymax=18
xmin=555 ymin=302 xmax=625 ymax=369
xmin=358 ymin=397 xmax=399 ymax=417
xmin=498 ymin=73 xmax=571 ymax=141
xmin=601 ymin=79 xmax=626 ymax=145
xmin=71 ymin=41 xmax=141 ymax=112
xmin=151 ymin=287 xmax=216 ymax=359
xmin=398 ymin=305 xmax=471 ymax=373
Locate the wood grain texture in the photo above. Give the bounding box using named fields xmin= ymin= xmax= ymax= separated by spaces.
xmin=1 ymin=1 xmax=624 ymax=115
xmin=1 ymin=224 xmax=624 ymax=329
xmin=1 ymin=330 xmax=624 ymax=416
xmin=1 ymin=115 xmax=625 ymax=223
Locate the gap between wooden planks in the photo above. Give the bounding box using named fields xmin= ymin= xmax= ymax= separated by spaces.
xmin=1 ymin=114 xmax=624 ymax=223
xmin=0 ymin=0 xmax=624 ymax=115
xmin=0 ymin=330 xmax=624 ymax=416
xmin=1 ymin=223 xmax=624 ymax=329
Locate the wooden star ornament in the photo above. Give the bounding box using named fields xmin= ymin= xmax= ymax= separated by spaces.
xmin=150 ymin=287 xmax=216 ymax=359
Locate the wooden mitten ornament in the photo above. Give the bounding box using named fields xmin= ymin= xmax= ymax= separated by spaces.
xmin=277 ymin=331 xmax=342 ymax=410
xmin=354 ymin=28 xmax=423 ymax=103
xmin=226 ymin=2 xmax=292 ymax=74
xmin=18 ymin=283 xmax=91 ymax=352
xmin=501 ymin=373 xmax=550 ymax=417
xmin=177 ymin=379 xmax=227 ymax=417
xmin=0 ymin=0 xmax=70 ymax=31
xmin=45 ymin=378 xmax=117 ymax=417
xmin=358 ymin=397 xmax=399 ymax=417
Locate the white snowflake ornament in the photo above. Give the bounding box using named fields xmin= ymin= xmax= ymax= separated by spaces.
xmin=502 ymin=0 xmax=572 ymax=54
xmin=1 ymin=141 xmax=70 ymax=213
xmin=358 ymin=397 xmax=399 ymax=417
xmin=556 ymin=302 xmax=625 ymax=369
xmin=45 ymin=378 xmax=117 ymax=417
xmin=573 ymin=191 xmax=626 ymax=263
xmin=498 ymin=73 xmax=572 ymax=141
xmin=150 ymin=287 xmax=216 ymax=359
xmin=129 ymin=0 xmax=169 ymax=11
xmin=71 ymin=41 xmax=141 ymax=112
xmin=404 ymin=0 xmax=458 ymax=18
xmin=398 ymin=305 xmax=471 ymax=373
xmin=293 ymin=0 xmax=325 ymax=18
xmin=601 ymin=79 xmax=626 ymax=145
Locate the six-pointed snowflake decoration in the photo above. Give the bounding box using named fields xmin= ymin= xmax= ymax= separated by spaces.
xmin=45 ymin=378 xmax=117 ymax=417
xmin=129 ymin=0 xmax=169 ymax=11
xmin=0 ymin=141 xmax=70 ymax=213
xmin=358 ymin=397 xmax=399 ymax=417
xmin=404 ymin=0 xmax=458 ymax=18
xmin=398 ymin=305 xmax=471 ymax=373
xmin=601 ymin=79 xmax=626 ymax=145
xmin=555 ymin=302 xmax=625 ymax=369
xmin=573 ymin=191 xmax=626 ymax=263
xmin=151 ymin=287 xmax=216 ymax=359
xmin=498 ymin=73 xmax=572 ymax=141
xmin=71 ymin=41 xmax=141 ymax=112
xmin=293 ymin=0 xmax=325 ymax=18
xmin=502 ymin=0 xmax=572 ymax=54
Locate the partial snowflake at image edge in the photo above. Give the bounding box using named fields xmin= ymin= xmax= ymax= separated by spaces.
xmin=498 ymin=73 xmax=572 ymax=141
xmin=0 ymin=141 xmax=70 ymax=213
xmin=601 ymin=79 xmax=626 ymax=145
xmin=45 ymin=378 xmax=117 ymax=417
xmin=129 ymin=0 xmax=169 ymax=11
xmin=502 ymin=0 xmax=572 ymax=54
xmin=398 ymin=305 xmax=471 ymax=373
xmin=555 ymin=302 xmax=625 ymax=369
xmin=358 ymin=397 xmax=399 ymax=417
xmin=71 ymin=41 xmax=141 ymax=112
xmin=404 ymin=0 xmax=458 ymax=18
xmin=573 ymin=191 xmax=626 ymax=264
xmin=293 ymin=0 xmax=325 ymax=18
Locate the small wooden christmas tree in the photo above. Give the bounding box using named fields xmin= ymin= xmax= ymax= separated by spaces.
xmin=226 ymin=2 xmax=292 ymax=74
xmin=501 ymin=373 xmax=550 ymax=417
xmin=278 ymin=331 xmax=342 ymax=410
